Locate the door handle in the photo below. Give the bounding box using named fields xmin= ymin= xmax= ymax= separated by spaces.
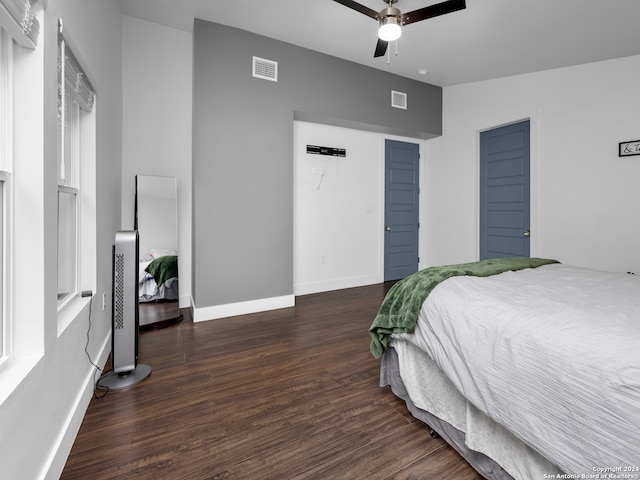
xmin=523 ymin=229 xmax=531 ymax=237
xmin=385 ymin=226 xmax=391 ymax=232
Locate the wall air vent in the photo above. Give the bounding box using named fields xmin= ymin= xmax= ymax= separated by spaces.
xmin=391 ymin=90 xmax=407 ymax=110
xmin=253 ymin=56 xmax=278 ymax=82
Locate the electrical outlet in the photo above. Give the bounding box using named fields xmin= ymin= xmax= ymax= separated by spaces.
xmin=102 ymin=292 xmax=107 ymax=311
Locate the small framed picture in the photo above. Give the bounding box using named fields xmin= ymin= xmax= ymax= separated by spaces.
xmin=619 ymin=140 xmax=640 ymax=157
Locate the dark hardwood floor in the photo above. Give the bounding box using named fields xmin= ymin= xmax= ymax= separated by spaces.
xmin=61 ymin=283 xmax=482 ymax=480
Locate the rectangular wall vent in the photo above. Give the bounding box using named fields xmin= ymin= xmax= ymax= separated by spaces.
xmin=253 ymin=56 xmax=278 ymax=82
xmin=391 ymin=90 xmax=407 ymax=109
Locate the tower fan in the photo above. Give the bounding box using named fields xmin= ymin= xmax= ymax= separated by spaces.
xmin=97 ymin=231 xmax=151 ymax=391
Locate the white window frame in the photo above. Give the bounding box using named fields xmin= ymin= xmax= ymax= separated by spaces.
xmin=0 ymin=175 xmax=10 ymax=369
xmin=0 ymin=26 xmax=13 ymax=369
xmin=0 ymin=3 xmax=45 ymax=404
xmin=56 ymin=24 xmax=96 ymax=334
xmin=57 ymin=90 xmax=80 ymax=311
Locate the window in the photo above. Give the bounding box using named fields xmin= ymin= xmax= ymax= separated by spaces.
xmin=57 ymin=28 xmax=95 ymax=312
xmin=57 ymin=71 xmax=80 ymax=306
xmin=0 ymin=26 xmax=12 ymax=364
xmin=0 ymin=0 xmax=44 ymax=388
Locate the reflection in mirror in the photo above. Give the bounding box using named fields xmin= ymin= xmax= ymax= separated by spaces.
xmin=135 ymin=175 xmax=182 ymax=327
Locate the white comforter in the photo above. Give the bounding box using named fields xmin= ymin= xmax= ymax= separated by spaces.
xmin=405 ymin=263 xmax=640 ymax=475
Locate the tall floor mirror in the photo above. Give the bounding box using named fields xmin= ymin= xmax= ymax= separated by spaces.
xmin=135 ymin=174 xmax=182 ymax=327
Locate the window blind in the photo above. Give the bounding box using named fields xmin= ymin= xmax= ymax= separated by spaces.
xmin=0 ymin=0 xmax=40 ymax=48
xmin=61 ymin=42 xmax=95 ymax=111
xmin=58 ymin=19 xmax=95 ymax=183
xmin=58 ymin=21 xmax=95 ymax=113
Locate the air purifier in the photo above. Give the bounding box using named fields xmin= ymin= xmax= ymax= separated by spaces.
xmin=97 ymin=231 xmax=151 ymax=391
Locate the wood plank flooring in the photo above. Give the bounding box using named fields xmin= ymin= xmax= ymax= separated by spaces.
xmin=61 ymin=283 xmax=482 ymax=480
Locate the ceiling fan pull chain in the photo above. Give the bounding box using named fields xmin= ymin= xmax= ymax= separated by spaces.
xmin=386 ymin=39 xmax=398 ymax=65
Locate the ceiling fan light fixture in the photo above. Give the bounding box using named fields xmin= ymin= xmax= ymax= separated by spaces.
xmin=378 ymin=7 xmax=402 ymax=41
xmin=378 ymin=20 xmax=401 ymax=41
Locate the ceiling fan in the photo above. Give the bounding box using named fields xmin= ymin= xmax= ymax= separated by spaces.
xmin=333 ymin=0 xmax=466 ymax=58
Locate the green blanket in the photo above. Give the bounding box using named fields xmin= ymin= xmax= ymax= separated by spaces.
xmin=145 ymin=255 xmax=178 ymax=286
xmin=369 ymin=257 xmax=559 ymax=358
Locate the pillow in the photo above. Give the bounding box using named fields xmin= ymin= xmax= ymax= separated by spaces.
xmin=150 ymin=248 xmax=178 ymax=259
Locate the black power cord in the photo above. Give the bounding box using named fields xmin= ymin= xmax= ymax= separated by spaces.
xmin=84 ymin=293 xmax=109 ymax=398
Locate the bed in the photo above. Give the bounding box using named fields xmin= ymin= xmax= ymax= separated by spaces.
xmin=370 ymin=258 xmax=640 ymax=480
xmin=138 ymin=248 xmax=179 ymax=302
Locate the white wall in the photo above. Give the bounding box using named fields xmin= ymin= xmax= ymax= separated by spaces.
xmin=294 ymin=121 xmax=426 ymax=294
xmin=120 ymin=16 xmax=433 ymax=305
xmin=121 ymin=16 xmax=192 ymax=307
xmin=0 ymin=1 xmax=123 ymax=479
xmin=424 ymin=55 xmax=640 ymax=274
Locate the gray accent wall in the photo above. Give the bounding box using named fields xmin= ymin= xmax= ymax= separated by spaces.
xmin=192 ymin=19 xmax=442 ymax=309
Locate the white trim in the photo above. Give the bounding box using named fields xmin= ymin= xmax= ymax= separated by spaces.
xmin=178 ymin=294 xmax=190 ymax=309
xmin=0 ymin=27 xmax=12 ymax=172
xmin=294 ymin=273 xmax=381 ymax=296
xmin=0 ymin=27 xmax=11 ymax=367
xmin=0 ymin=353 xmax=37 ymax=406
xmin=191 ymin=294 xmax=294 ymax=323
xmin=0 ymin=175 xmax=11 ymax=369
xmin=38 ymin=331 xmax=110 ymax=480
xmin=56 ymin=295 xmax=88 ymax=336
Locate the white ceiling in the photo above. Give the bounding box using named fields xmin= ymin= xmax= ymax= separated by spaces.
xmin=117 ymin=0 xmax=640 ymax=87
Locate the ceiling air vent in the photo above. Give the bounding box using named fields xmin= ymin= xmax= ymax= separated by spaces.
xmin=391 ymin=90 xmax=407 ymax=110
xmin=253 ymin=56 xmax=278 ymax=82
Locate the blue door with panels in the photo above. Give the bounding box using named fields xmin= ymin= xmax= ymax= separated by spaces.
xmin=384 ymin=140 xmax=420 ymax=281
xmin=479 ymin=120 xmax=530 ymax=259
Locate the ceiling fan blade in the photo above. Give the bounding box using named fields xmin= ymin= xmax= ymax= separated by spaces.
xmin=402 ymin=0 xmax=466 ymax=25
xmin=374 ymin=38 xmax=388 ymax=58
xmin=332 ymin=0 xmax=379 ymax=20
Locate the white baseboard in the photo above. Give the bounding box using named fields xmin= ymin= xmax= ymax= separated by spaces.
xmin=294 ymin=274 xmax=382 ymax=296
xmin=191 ymin=294 xmax=295 ymax=322
xmin=42 ymin=333 xmax=111 ymax=480
xmin=178 ymin=294 xmax=190 ymax=309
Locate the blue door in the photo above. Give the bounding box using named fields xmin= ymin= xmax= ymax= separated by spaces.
xmin=384 ymin=140 xmax=420 ymax=281
xmin=480 ymin=120 xmax=530 ymax=259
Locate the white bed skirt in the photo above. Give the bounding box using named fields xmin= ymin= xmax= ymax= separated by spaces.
xmin=383 ymin=339 xmax=563 ymax=480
